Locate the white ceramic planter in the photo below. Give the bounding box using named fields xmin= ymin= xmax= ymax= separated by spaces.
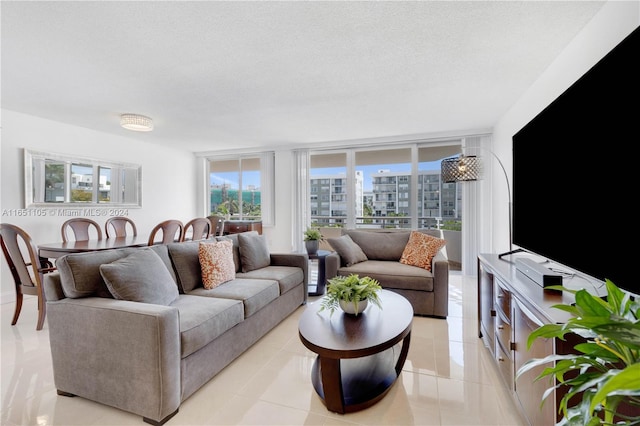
xmin=339 ymin=299 xmax=368 ymax=316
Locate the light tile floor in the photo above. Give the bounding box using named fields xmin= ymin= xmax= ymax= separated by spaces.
xmin=1 ymin=272 xmax=527 ymax=425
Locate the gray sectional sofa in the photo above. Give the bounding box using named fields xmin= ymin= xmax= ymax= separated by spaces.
xmin=325 ymin=229 xmax=449 ymax=318
xmin=43 ymin=231 xmax=307 ymax=425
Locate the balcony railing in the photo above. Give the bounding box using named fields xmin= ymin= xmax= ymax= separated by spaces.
xmin=310 ymin=215 xmax=443 ymax=229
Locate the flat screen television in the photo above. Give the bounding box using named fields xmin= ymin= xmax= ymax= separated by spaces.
xmin=512 ymin=25 xmax=639 ymax=297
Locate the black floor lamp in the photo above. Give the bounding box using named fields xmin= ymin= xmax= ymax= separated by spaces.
xmin=441 ymin=150 xmax=523 ymax=259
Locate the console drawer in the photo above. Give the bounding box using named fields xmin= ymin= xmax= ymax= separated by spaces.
xmin=495 ymin=314 xmax=512 ymax=356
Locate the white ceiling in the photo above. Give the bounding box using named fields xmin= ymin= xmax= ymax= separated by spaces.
xmin=1 ymin=1 xmax=606 ymax=154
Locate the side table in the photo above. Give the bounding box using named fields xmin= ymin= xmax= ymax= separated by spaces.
xmin=308 ymin=250 xmax=331 ymax=296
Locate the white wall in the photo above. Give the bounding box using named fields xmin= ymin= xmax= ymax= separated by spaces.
xmin=490 ymin=1 xmax=639 ymax=253
xmin=1 ymin=109 xmax=199 ymax=302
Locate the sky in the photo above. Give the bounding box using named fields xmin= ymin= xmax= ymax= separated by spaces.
xmin=210 ymin=161 xmax=442 ymax=192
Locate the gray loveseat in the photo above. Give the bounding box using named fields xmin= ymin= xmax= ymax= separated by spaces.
xmin=325 ymin=229 xmax=449 ymax=318
xmin=43 ymin=232 xmax=307 ymax=425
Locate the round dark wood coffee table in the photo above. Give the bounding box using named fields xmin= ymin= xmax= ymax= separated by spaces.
xmin=298 ymin=290 xmax=413 ymax=414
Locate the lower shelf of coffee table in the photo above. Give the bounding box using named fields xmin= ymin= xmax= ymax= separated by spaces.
xmin=310 ymin=344 xmax=401 ymax=413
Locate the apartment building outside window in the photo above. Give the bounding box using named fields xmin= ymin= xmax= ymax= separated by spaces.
xmin=209 ymin=155 xmax=272 ymax=222
xmin=309 ymin=144 xmax=462 ymax=230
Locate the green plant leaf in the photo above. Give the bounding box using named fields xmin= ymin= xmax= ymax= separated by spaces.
xmin=592 ymin=323 xmax=640 ymax=350
xmin=590 ymin=364 xmax=640 ymax=414
xmin=320 ymin=274 xmax=382 ymax=316
xmin=523 ymin=278 xmax=640 ymax=425
xmin=574 ymin=289 xmax=611 ymax=317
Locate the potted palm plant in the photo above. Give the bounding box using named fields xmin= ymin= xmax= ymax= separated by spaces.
xmin=516 ymin=279 xmax=640 ymax=425
xmin=319 ymin=274 xmax=382 ymax=316
xmin=303 ymin=227 xmax=323 ymax=255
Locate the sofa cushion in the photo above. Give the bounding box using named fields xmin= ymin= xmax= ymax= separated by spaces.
xmin=148 ymin=244 xmax=178 ymax=283
xmin=171 ymin=295 xmax=244 ymax=358
xmin=56 ymin=247 xmax=142 ymax=298
xmin=215 ymin=234 xmax=241 ymax=273
xmin=188 ymin=278 xmax=279 ymax=318
xmin=343 ymin=230 xmax=410 ymax=261
xmin=327 ymin=234 xmax=368 ymax=267
xmin=238 ymin=231 xmax=270 ymax=273
xmin=199 ymin=240 xmax=235 ymax=289
xmin=100 ymin=248 xmax=179 ymax=305
xmin=400 ymin=231 xmax=446 ymax=271
xmin=237 ymin=265 xmax=304 ymax=295
xmin=339 ymin=260 xmax=434 ymax=292
xmin=167 ymin=241 xmax=202 ymax=293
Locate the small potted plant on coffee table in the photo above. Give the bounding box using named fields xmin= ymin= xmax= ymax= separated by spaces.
xmin=319 ymin=274 xmax=383 ymax=316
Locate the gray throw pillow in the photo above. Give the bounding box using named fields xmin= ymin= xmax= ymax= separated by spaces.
xmin=327 ymin=234 xmax=368 ymax=267
xmin=100 ymin=248 xmax=179 ymax=305
xmin=238 ymin=231 xmax=270 ymax=272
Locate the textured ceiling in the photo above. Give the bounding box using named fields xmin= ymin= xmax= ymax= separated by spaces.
xmin=1 ymin=1 xmax=606 ymax=153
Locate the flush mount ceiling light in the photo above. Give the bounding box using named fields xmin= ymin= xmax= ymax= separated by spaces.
xmin=120 ymin=113 xmax=154 ymax=132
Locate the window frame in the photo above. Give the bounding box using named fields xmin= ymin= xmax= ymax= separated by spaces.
xmin=24 ymin=149 xmax=142 ymax=208
xmin=206 ymin=152 xmax=274 ymax=226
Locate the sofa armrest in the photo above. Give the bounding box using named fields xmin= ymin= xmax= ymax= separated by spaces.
xmin=270 ymin=253 xmax=309 ymax=286
xmin=43 ymin=272 xmax=65 ymax=301
xmin=325 ymin=252 xmax=340 ymax=281
xmin=46 ymin=297 xmax=181 ymax=423
xmin=431 ymin=250 xmax=449 ymax=318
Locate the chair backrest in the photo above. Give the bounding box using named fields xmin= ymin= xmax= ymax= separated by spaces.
xmin=0 ymin=223 xmax=43 ymax=290
xmin=1 ymin=223 xmax=55 ymax=330
xmin=61 ymin=218 xmax=103 ymax=242
xmin=207 ymin=215 xmax=225 ymax=237
xmin=105 ymin=216 xmax=138 ymax=238
xmin=182 ymin=218 xmax=211 ymax=242
xmin=148 ymin=220 xmax=184 ymax=245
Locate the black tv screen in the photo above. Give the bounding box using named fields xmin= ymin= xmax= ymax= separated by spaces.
xmin=512 ymin=25 xmax=639 ymax=297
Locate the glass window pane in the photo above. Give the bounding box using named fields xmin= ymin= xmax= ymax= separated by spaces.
xmin=121 ymin=167 xmax=139 ymax=204
xmin=70 ymin=163 xmax=93 ymax=203
xmin=418 ymin=146 xmax=462 ymax=229
xmin=241 ymin=168 xmax=261 ymax=220
xmin=356 ymin=148 xmax=411 ymax=229
xmin=310 ymin=152 xmax=346 ymax=226
xmin=209 ymin=157 xmax=262 ymax=221
xmin=98 ymin=166 xmax=111 ymax=203
xmin=210 ymin=159 xmax=240 ymax=218
xmin=44 ymin=160 xmax=65 ymax=203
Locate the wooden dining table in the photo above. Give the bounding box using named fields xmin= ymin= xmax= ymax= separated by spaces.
xmin=38 ymin=236 xmax=148 ymax=259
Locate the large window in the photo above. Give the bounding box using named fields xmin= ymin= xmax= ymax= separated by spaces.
xmin=310 ymin=144 xmax=461 ymax=230
xmin=208 ymin=153 xmax=274 ymax=224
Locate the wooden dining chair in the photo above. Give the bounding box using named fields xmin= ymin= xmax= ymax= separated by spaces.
xmin=182 ymin=218 xmax=211 ymax=242
xmin=61 ymin=218 xmax=103 ymax=242
xmin=0 ymin=223 xmax=57 ymax=331
xmin=207 ymin=215 xmax=225 ymax=237
xmin=105 ymin=216 xmax=138 ymax=238
xmin=147 ymin=220 xmax=184 ymax=245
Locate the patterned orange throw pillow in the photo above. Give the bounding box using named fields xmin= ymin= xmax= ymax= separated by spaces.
xmin=199 ymin=240 xmax=235 ymax=289
xmin=400 ymin=231 xmax=446 ymax=271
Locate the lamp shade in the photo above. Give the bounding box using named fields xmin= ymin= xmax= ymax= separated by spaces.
xmin=120 ymin=114 xmax=153 ymax=132
xmin=441 ymin=155 xmax=481 ymax=182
